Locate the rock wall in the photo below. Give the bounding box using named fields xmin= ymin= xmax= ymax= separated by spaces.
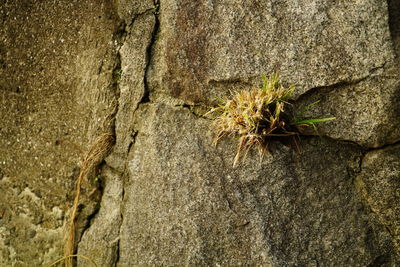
xmin=1 ymin=0 xmax=399 ymax=266
xmin=0 ymin=0 xmax=120 ymax=265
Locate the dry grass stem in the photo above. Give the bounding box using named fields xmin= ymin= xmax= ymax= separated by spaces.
xmin=64 ymin=133 xmax=114 ymax=267
xmin=48 ymin=254 xmax=98 ymax=267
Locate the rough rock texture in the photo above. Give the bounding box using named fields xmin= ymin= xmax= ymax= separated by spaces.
xmin=78 ymin=6 xmax=156 ymax=266
xmin=0 ymin=0 xmax=120 ymax=265
xmin=115 ymin=0 xmax=154 ymax=24
xmin=116 ymin=103 xmax=397 ymax=266
xmin=148 ymin=0 xmax=400 ymax=148
xmin=110 ymin=11 xmax=156 ymax=169
xmin=2 ymin=0 xmax=400 ymax=266
xmin=296 ymin=71 xmax=400 ymax=147
xmin=77 ymin=166 xmax=123 ymax=266
xmin=148 ymin=0 xmax=393 ymax=103
xmin=356 ymin=145 xmax=400 ymax=253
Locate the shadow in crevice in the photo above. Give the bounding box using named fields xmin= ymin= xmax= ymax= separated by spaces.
xmin=388 ymin=0 xmax=400 ymax=59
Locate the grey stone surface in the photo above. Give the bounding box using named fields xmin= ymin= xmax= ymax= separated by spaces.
xmin=147 ymin=0 xmax=400 ymax=148
xmin=115 ymin=0 xmax=154 ymax=24
xmin=295 ymin=70 xmax=400 ymax=147
xmin=148 ymin=0 xmax=394 ymax=104
xmin=77 ymin=166 xmax=123 ymax=267
xmin=2 ymin=0 xmax=400 ymax=266
xmin=77 ymin=9 xmax=156 ymax=267
xmin=108 ymin=12 xmax=156 ymax=172
xmin=117 ymin=102 xmax=398 ymax=266
xmin=356 ymin=145 xmax=400 ymax=253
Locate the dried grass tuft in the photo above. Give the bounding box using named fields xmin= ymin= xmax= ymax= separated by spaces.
xmin=208 ymin=74 xmax=335 ymax=167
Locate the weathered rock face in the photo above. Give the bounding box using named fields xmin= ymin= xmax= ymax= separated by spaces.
xmin=296 ymin=72 xmax=400 ymax=147
xmin=0 ymin=0 xmax=120 ymax=265
xmin=149 ymin=0 xmax=393 ymax=103
xmin=356 ymin=145 xmax=400 ymax=253
xmin=116 ymin=103 xmax=396 ymax=266
xmin=2 ymin=0 xmax=400 ymax=266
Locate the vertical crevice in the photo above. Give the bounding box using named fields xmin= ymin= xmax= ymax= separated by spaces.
xmin=109 ymin=21 xmax=128 ymax=135
xmin=387 ymin=0 xmax=400 ymax=58
xmin=142 ymin=0 xmax=160 ymax=104
xmin=110 ymin=23 xmax=128 ymax=267
xmin=75 ymin=14 xmax=128 ymax=265
xmin=113 ymin=185 xmax=124 ymax=267
xmin=366 ymin=253 xmax=390 ymax=267
xmin=113 ymin=5 xmax=159 ymax=265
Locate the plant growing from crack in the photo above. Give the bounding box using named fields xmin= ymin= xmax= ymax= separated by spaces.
xmin=153 ymin=2 xmax=160 ymax=15
xmin=207 ymin=73 xmax=335 ymax=167
xmin=113 ymin=68 xmax=122 ymax=84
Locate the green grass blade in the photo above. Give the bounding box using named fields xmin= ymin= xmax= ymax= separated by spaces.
xmin=294 ymin=100 xmax=321 ymax=121
xmin=303 ymin=100 xmax=321 ymax=110
xmin=291 ymin=117 xmax=336 ymax=125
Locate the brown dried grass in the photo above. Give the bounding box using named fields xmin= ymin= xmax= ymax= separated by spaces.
xmin=208 ymin=74 xmax=335 ymax=167
xmin=64 ymin=133 xmax=114 ymax=267
xmin=208 ymin=74 xmax=296 ymax=166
